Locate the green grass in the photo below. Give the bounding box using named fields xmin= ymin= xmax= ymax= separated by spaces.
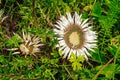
xmin=0 ymin=0 xmax=120 ymax=79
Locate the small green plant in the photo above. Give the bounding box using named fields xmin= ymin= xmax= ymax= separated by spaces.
xmin=69 ymin=53 xmax=84 ymax=71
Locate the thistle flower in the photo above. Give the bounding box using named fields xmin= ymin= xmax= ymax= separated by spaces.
xmin=54 ymin=12 xmax=97 ymax=60
xmin=7 ymin=32 xmax=43 ymax=57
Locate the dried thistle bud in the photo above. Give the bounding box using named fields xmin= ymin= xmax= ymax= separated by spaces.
xmin=7 ymin=32 xmax=44 ymax=57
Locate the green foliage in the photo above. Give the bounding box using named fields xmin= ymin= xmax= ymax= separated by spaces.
xmin=95 ymin=64 xmax=120 ymax=79
xmin=91 ymin=2 xmax=101 ymax=17
xmin=5 ymin=33 xmax=23 ymax=47
xmin=69 ymin=53 xmax=84 ymax=71
xmin=0 ymin=56 xmax=6 ymax=64
xmin=0 ymin=27 xmax=2 ymax=34
xmin=0 ymin=0 xmax=120 ymax=79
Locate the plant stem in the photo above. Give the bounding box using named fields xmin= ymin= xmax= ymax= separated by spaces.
xmin=92 ymin=57 xmax=114 ymax=80
xmin=32 ymin=0 xmax=37 ymax=26
xmin=113 ymin=45 xmax=120 ymax=80
xmin=46 ymin=69 xmax=56 ymax=80
xmin=63 ymin=64 xmax=72 ymax=79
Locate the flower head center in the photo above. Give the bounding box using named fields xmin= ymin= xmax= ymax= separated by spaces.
xmin=20 ymin=42 xmax=34 ymax=54
xmin=69 ymin=32 xmax=80 ymax=48
xmin=20 ymin=44 xmax=29 ymax=54
xmin=64 ymin=24 xmax=85 ymax=50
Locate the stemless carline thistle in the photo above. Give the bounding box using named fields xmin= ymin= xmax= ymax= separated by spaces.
xmin=7 ymin=32 xmax=43 ymax=57
xmin=54 ymin=12 xmax=97 ymax=60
